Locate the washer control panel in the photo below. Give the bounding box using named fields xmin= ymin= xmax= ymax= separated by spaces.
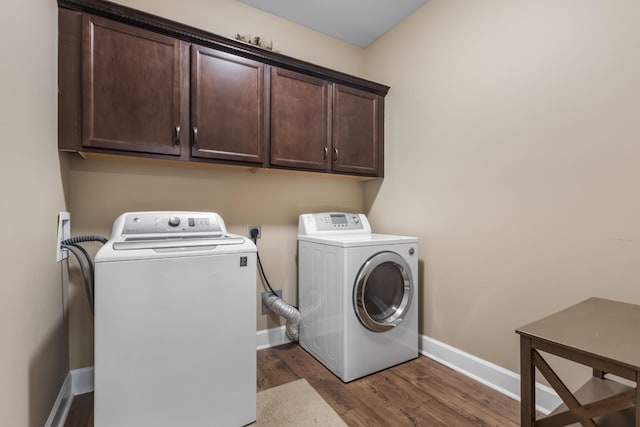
xmin=298 ymin=212 xmax=371 ymax=235
xmin=118 ymin=211 xmax=226 ymax=235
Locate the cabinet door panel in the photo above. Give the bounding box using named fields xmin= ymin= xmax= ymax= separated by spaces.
xmin=191 ymin=46 xmax=265 ymax=163
xmin=82 ymin=15 xmax=182 ymax=155
xmin=270 ymin=68 xmax=329 ymax=170
xmin=332 ymin=85 xmax=382 ymax=176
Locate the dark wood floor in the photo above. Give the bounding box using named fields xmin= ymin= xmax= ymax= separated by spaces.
xmin=65 ymin=343 xmax=521 ymax=426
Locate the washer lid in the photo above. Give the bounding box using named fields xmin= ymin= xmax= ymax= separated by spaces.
xmin=112 ymin=234 xmax=246 ymax=251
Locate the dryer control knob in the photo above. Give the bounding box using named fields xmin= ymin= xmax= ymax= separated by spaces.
xmin=353 ymin=216 xmax=360 ymax=224
xmin=168 ymin=216 xmax=181 ymax=227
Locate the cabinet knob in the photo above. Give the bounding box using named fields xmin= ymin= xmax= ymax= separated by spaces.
xmin=333 ymin=148 xmax=339 ymax=163
xmin=174 ymin=125 xmax=181 ymax=146
xmin=323 ymin=146 xmax=328 ymax=162
xmin=192 ymin=126 xmax=198 ymax=147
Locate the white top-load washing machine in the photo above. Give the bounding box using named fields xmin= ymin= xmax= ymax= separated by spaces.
xmin=94 ymin=211 xmax=256 ymax=427
xmin=298 ymin=212 xmax=419 ymax=382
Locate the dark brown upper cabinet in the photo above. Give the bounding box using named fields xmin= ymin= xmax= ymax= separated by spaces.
xmin=58 ymin=0 xmax=389 ymax=177
xmin=191 ymin=46 xmax=265 ymax=163
xmin=270 ymin=70 xmax=384 ymax=176
xmin=271 ymin=68 xmax=384 ymax=176
xmin=270 ymin=68 xmax=329 ymax=171
xmin=332 ymin=85 xmax=383 ymax=176
xmin=82 ymin=14 xmax=186 ymax=156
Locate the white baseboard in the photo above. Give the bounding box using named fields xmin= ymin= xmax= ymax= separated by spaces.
xmin=256 ymin=325 xmax=292 ymax=350
xmin=45 ymin=367 xmax=95 ymax=427
xmin=49 ymin=328 xmax=560 ymax=426
xmin=44 ymin=372 xmax=72 ymax=427
xmin=420 ymin=335 xmax=561 ymax=415
xmin=71 ymin=366 xmax=94 ymax=395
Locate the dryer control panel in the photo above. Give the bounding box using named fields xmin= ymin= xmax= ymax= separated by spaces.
xmin=298 ymin=212 xmax=371 ymax=235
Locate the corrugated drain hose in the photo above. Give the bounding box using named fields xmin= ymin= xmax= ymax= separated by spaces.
xmin=63 ymin=235 xmax=108 ymax=245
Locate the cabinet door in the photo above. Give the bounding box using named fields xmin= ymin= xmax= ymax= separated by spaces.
xmin=82 ymin=15 xmax=184 ymax=155
xmin=191 ymin=45 xmax=265 ymax=163
xmin=332 ymin=84 xmax=383 ymax=176
xmin=270 ymin=68 xmax=329 ymax=171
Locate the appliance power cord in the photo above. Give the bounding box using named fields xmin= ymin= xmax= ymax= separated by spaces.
xmin=61 ymin=235 xmax=108 ymax=316
xmin=250 ymin=230 xmax=300 ymax=341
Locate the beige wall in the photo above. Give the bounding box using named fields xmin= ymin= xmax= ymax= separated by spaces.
xmin=0 ymin=0 xmax=70 ymax=425
xmin=112 ymin=0 xmax=365 ymax=76
xmin=66 ymin=0 xmax=367 ymax=369
xmin=364 ymin=0 xmax=640 ymax=389
xmin=67 ymin=157 xmax=365 ymax=368
xmin=8 ymin=0 xmax=637 ymax=422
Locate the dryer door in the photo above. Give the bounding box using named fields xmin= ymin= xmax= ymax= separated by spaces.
xmin=353 ymin=251 xmax=414 ymax=332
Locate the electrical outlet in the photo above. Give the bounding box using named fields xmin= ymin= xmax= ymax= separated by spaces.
xmin=261 ymin=290 xmax=282 ymax=315
xmin=247 ymin=225 xmax=261 ymax=239
xmin=56 ymin=212 xmax=71 ymax=262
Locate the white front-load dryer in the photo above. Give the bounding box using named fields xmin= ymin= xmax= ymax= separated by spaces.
xmin=298 ymin=212 xmax=419 ymax=382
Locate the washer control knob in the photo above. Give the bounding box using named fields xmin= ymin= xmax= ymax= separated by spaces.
xmin=353 ymin=216 xmax=360 ymax=224
xmin=168 ymin=216 xmax=181 ymax=227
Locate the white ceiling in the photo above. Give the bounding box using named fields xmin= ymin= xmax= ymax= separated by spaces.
xmin=237 ymin=0 xmax=429 ymax=48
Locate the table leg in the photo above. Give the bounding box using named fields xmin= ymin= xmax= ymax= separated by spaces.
xmin=593 ymin=368 xmax=605 ymax=379
xmin=521 ymin=336 xmax=535 ymax=427
xmin=635 ymin=371 xmax=640 ymax=427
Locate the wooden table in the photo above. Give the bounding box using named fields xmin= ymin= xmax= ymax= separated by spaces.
xmin=516 ymin=297 xmax=640 ymax=427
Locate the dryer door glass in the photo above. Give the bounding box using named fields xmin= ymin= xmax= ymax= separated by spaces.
xmin=353 ymin=251 xmax=413 ymax=332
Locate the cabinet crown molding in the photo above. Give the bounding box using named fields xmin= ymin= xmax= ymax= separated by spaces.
xmin=57 ymin=0 xmax=390 ymax=96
